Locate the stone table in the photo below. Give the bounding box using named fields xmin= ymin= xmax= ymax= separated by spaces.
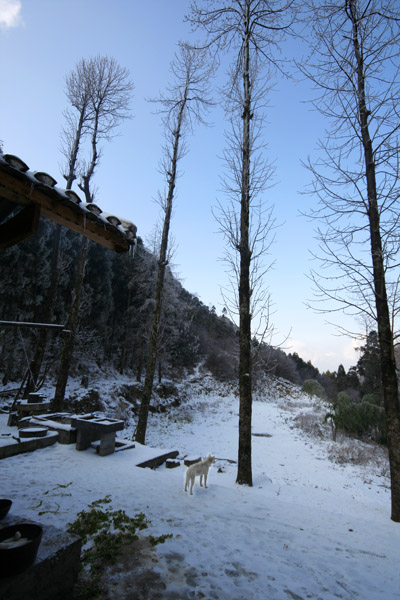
xmin=70 ymin=414 xmax=124 ymax=456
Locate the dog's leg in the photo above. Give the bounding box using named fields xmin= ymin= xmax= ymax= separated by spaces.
xmin=190 ymin=476 xmax=194 ymax=495
xmin=204 ymin=469 xmax=208 ymax=488
xmin=200 ymin=474 xmax=203 ymax=487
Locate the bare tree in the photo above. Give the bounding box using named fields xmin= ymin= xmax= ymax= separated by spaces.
xmin=61 ymin=59 xmax=94 ymax=189
xmin=53 ymin=56 xmax=133 ymax=411
xmin=300 ymin=0 xmax=400 ymax=522
xmin=135 ymin=43 xmax=213 ymax=444
xmin=22 ymin=62 xmax=95 ymax=397
xmin=187 ymin=0 xmax=295 ymax=486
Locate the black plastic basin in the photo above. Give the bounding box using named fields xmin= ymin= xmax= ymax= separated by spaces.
xmin=0 ymin=523 xmax=43 ymax=576
xmin=0 ymin=499 xmax=12 ymax=520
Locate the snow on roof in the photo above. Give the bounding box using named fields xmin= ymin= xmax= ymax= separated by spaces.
xmin=0 ymin=152 xmax=137 ymax=253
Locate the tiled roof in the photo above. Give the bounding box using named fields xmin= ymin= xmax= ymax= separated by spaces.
xmin=0 ymin=152 xmax=137 ymax=253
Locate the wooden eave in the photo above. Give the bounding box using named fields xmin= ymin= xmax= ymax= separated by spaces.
xmin=0 ymin=158 xmax=136 ymax=253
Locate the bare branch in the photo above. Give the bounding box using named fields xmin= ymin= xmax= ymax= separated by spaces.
xmin=187 ymin=0 xmax=296 ymax=487
xmin=299 ymin=0 xmax=400 ymax=521
xmin=136 ymin=43 xmax=214 ymax=445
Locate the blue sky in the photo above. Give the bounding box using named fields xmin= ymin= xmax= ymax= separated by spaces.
xmin=0 ymin=0 xmax=360 ymax=372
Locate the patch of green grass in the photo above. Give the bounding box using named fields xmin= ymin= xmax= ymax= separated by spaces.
xmin=67 ymin=495 xmax=172 ymax=598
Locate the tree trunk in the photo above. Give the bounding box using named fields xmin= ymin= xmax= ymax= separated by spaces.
xmin=236 ymin=13 xmax=253 ymax=487
xmin=3 ymin=326 xmax=18 ymax=385
xmin=23 ymin=223 xmax=62 ymax=396
xmin=118 ymin=287 xmax=132 ymax=374
xmin=53 ymin=236 xmax=88 ymax=411
xmin=351 ymin=2 xmax=400 ymax=522
xmin=135 ymin=90 xmax=186 ymax=445
xmin=136 ymin=352 xmax=143 ymax=382
xmin=158 ymin=360 xmax=162 ymax=384
xmin=23 ymin=105 xmax=86 ymax=397
xmin=135 ymin=259 xmax=166 ymax=443
xmin=53 ymin=85 xmax=100 ymax=411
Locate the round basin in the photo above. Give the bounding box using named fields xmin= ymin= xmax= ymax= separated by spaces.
xmin=0 ymin=499 xmax=12 ymax=520
xmin=0 ymin=523 xmax=43 ymax=576
xmin=19 ymin=427 xmax=48 ymax=438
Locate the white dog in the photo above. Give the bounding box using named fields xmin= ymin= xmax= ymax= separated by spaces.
xmin=184 ymin=454 xmax=215 ymax=495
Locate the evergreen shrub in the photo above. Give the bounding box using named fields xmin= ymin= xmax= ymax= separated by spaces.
xmin=301 ymin=379 xmax=326 ymax=400
xmin=333 ymin=391 xmax=386 ymax=443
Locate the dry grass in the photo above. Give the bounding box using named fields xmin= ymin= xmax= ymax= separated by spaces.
xmin=292 ymin=406 xmax=389 ymax=475
xmin=281 ymin=400 xmax=317 ymax=413
xmin=293 ymin=411 xmax=330 ymax=439
xmin=327 ymin=439 xmax=388 ymax=468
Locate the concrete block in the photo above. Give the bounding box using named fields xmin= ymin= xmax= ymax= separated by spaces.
xmin=97 ymin=432 xmax=116 ymax=456
xmin=137 ymin=450 xmax=179 ymax=469
xmin=0 ymin=431 xmax=58 ymax=460
xmin=0 ymin=516 xmax=82 ymax=600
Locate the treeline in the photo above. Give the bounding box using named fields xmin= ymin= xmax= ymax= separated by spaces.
xmin=256 ymin=332 xmax=388 ymax=445
xmin=0 ymin=218 xmax=332 ymax=391
xmin=0 ymin=218 xmax=239 ymax=385
xmin=300 ymin=331 xmax=387 ymax=444
xmin=0 ymin=216 xmax=387 ymax=446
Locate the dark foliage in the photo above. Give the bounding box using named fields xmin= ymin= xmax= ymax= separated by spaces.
xmin=2 ymin=219 xmax=383 ymax=408
xmin=321 ymin=332 xmax=388 ymax=444
xmin=330 ymin=391 xmax=386 ymax=444
xmin=0 ymin=220 xmax=241 ymax=385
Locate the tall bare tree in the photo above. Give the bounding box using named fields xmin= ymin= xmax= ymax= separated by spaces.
xmin=22 ymin=62 xmax=94 ymax=397
xmin=135 ymin=43 xmax=213 ymax=444
xmin=300 ymin=0 xmax=400 ymax=521
xmin=53 ymin=56 xmax=133 ymax=411
xmin=187 ymin=0 xmax=295 ymax=486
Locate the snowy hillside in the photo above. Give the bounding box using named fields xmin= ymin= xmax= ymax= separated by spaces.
xmin=1 ymin=374 xmax=399 ymax=599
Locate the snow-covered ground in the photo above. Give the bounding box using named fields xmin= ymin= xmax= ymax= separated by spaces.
xmin=1 ymin=375 xmax=399 ymax=599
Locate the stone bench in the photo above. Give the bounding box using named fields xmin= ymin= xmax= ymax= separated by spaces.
xmin=16 ymin=399 xmax=52 ymax=420
xmin=0 ymin=430 xmax=58 ymax=460
xmin=26 ymin=413 xmax=78 ymax=444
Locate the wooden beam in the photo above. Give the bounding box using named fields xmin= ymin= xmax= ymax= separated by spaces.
xmin=40 ymin=205 xmax=129 ymax=253
xmin=0 ymin=203 xmax=41 ymax=251
xmin=0 ymin=168 xmax=131 ymax=253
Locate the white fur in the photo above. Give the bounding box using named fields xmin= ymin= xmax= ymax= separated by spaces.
xmin=184 ymin=454 xmax=215 ymax=495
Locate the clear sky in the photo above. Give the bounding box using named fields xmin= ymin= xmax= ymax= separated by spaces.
xmin=0 ymin=0 xmax=361 ymax=372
